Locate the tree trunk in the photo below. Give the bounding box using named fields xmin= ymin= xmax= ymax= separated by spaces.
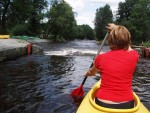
xmin=0 ymin=0 xmax=11 ymax=34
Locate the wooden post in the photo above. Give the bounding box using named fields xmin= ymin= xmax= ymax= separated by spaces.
xmin=145 ymin=48 xmax=150 ymax=59
xmin=141 ymin=47 xmax=146 ymax=58
xmin=27 ymin=44 xmax=32 ymax=55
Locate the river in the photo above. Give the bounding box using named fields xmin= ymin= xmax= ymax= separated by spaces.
xmin=0 ymin=40 xmax=149 ymax=113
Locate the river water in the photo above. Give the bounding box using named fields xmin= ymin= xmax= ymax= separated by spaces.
xmin=0 ymin=40 xmax=149 ymax=113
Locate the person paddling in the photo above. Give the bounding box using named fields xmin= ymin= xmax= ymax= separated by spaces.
xmin=83 ymin=23 xmax=139 ymax=109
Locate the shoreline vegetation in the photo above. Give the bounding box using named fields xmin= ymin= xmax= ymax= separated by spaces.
xmin=0 ymin=0 xmax=149 ymax=45
xmin=0 ymin=35 xmax=150 ymax=63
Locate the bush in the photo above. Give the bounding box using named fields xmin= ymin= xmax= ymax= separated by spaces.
xmin=143 ymin=41 xmax=150 ymax=47
xmin=11 ymin=23 xmax=29 ymax=35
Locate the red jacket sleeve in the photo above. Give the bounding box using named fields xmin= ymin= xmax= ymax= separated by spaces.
xmin=94 ymin=55 xmax=102 ymax=69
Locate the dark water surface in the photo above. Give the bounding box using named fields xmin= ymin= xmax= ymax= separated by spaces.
xmin=0 ymin=40 xmax=149 ymax=113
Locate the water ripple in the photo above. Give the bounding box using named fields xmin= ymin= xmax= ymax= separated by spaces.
xmin=0 ymin=41 xmax=150 ymax=113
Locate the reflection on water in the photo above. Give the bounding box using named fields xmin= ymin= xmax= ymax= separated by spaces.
xmin=133 ymin=59 xmax=150 ymax=109
xmin=0 ymin=55 xmax=95 ymax=113
xmin=0 ymin=40 xmax=149 ymax=113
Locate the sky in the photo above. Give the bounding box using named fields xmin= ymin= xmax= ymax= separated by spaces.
xmin=64 ymin=0 xmax=125 ymax=28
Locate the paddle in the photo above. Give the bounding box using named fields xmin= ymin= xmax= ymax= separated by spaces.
xmin=71 ymin=32 xmax=109 ymax=98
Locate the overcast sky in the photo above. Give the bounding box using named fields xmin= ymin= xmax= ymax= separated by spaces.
xmin=64 ymin=0 xmax=125 ymax=28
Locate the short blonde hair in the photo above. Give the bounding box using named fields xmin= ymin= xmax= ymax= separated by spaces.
xmin=107 ymin=25 xmax=131 ymax=50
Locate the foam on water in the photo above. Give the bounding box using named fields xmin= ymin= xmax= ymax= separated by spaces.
xmin=44 ymin=48 xmax=105 ymax=56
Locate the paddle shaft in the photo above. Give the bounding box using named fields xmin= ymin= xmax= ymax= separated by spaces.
xmin=81 ymin=32 xmax=109 ymax=85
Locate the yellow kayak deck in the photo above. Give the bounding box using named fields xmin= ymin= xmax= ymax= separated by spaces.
xmin=76 ymin=81 xmax=149 ymax=113
xmin=0 ymin=35 xmax=10 ymax=39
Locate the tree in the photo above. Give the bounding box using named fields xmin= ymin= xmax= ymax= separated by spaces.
xmin=76 ymin=25 xmax=95 ymax=40
xmin=82 ymin=24 xmax=95 ymax=40
xmin=7 ymin=0 xmax=32 ymax=35
xmin=0 ymin=0 xmax=11 ymax=34
xmin=116 ymin=0 xmax=138 ymax=23
xmin=28 ymin=0 xmax=47 ymax=36
xmin=129 ymin=0 xmax=150 ymax=42
xmin=94 ymin=4 xmax=113 ymax=41
xmin=0 ymin=0 xmax=95 ymax=41
xmin=47 ymin=0 xmax=76 ymax=41
xmin=116 ymin=0 xmax=150 ymax=43
xmin=3 ymin=0 xmax=47 ymax=36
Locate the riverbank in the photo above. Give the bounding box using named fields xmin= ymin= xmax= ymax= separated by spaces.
xmin=0 ymin=38 xmax=146 ymax=62
xmin=0 ymin=38 xmax=50 ymax=62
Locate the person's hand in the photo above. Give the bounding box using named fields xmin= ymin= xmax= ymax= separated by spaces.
xmin=83 ymin=70 xmax=89 ymax=77
xmin=106 ymin=23 xmax=117 ymax=32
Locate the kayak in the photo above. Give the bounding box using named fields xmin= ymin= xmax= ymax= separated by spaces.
xmin=76 ymin=81 xmax=149 ymax=113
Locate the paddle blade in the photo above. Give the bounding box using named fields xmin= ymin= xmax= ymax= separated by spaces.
xmin=71 ymin=85 xmax=84 ymax=98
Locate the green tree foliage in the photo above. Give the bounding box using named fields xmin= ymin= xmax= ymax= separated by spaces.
xmin=1 ymin=0 xmax=149 ymax=44
xmin=129 ymin=0 xmax=150 ymax=42
xmin=8 ymin=0 xmax=47 ymax=36
xmin=77 ymin=25 xmax=95 ymax=40
xmin=0 ymin=0 xmax=94 ymax=41
xmin=83 ymin=25 xmax=95 ymax=40
xmin=1 ymin=0 xmax=47 ymax=36
xmin=7 ymin=0 xmax=32 ymax=35
xmin=28 ymin=0 xmax=48 ymax=36
xmin=116 ymin=0 xmax=150 ymax=43
xmin=46 ymin=0 xmax=76 ymax=41
xmin=116 ymin=0 xmax=138 ymax=23
xmin=94 ymin=4 xmax=113 ymax=41
xmin=0 ymin=0 xmax=11 ymax=34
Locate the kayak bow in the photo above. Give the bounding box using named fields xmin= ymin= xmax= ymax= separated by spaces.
xmin=76 ymin=81 xmax=149 ymax=113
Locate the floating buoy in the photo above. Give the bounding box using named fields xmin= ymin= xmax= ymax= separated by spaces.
xmin=27 ymin=44 xmax=32 ymax=55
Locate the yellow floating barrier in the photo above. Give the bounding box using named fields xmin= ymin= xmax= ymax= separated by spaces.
xmin=0 ymin=35 xmax=10 ymax=39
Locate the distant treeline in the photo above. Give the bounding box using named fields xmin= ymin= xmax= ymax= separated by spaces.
xmin=0 ymin=0 xmax=150 ymax=43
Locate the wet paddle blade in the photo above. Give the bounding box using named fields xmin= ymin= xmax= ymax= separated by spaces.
xmin=71 ymin=85 xmax=84 ymax=98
